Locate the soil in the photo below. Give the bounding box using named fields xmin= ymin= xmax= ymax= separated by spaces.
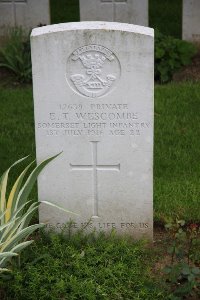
xmin=173 ymin=50 xmax=200 ymax=82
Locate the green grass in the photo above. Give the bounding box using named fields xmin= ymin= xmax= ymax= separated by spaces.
xmin=0 ymin=87 xmax=36 ymax=197
xmin=0 ymin=230 xmax=166 ymax=300
xmin=149 ymin=0 xmax=182 ymax=38
xmin=0 ymin=87 xmax=34 ymax=171
xmin=0 ymin=82 xmax=200 ymax=223
xmin=50 ymin=0 xmax=182 ymax=38
xmin=50 ymin=0 xmax=80 ymax=24
xmin=154 ymin=83 xmax=200 ymax=222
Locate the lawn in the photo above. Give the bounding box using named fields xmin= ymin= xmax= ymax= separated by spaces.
xmin=154 ymin=83 xmax=200 ymax=223
xmin=1 ymin=82 xmax=200 ymax=223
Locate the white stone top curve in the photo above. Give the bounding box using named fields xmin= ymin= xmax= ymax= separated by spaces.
xmin=31 ymin=21 xmax=154 ymax=38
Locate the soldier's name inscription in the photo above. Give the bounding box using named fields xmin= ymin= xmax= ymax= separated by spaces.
xmin=37 ymin=102 xmax=151 ymax=137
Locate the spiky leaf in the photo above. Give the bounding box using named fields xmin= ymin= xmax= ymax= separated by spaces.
xmin=6 ymin=161 xmax=34 ymax=222
xmin=15 ymin=153 xmax=61 ymax=213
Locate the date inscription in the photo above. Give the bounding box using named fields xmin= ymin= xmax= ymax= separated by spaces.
xmin=37 ymin=102 xmax=151 ymax=137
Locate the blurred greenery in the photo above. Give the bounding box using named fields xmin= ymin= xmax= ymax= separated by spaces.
xmin=149 ymin=0 xmax=182 ymax=38
xmin=50 ymin=0 xmax=182 ymax=38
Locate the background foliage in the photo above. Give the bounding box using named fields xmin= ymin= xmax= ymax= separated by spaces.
xmin=155 ymin=30 xmax=197 ymax=83
xmin=0 ymin=29 xmax=31 ymax=83
xmin=0 ymin=0 xmax=191 ymax=84
xmin=50 ymin=0 xmax=182 ymax=39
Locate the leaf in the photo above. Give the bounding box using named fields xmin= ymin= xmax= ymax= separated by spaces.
xmin=0 ymin=172 xmax=10 ymax=220
xmin=0 ymin=252 xmax=18 ymax=258
xmin=40 ymin=200 xmax=78 ymax=216
xmin=0 ymin=268 xmax=11 ymax=272
xmin=15 ymin=153 xmax=62 ymax=214
xmin=175 ymin=247 xmax=180 ymax=255
xmin=156 ymin=47 xmax=165 ymax=59
xmin=0 ymin=210 xmax=7 ymax=221
xmin=178 ymin=220 xmax=185 ymax=226
xmin=1 ymin=202 xmax=32 ymax=243
xmin=80 ymin=250 xmax=85 ymax=258
xmin=1 ymin=223 xmax=44 ymax=252
xmin=167 ymin=246 xmax=174 ymax=255
xmin=17 ymin=203 xmax=38 ymax=231
xmin=5 ymin=161 xmax=34 ymax=222
xmin=188 ymin=274 xmax=195 ymax=282
xmin=182 ymin=265 xmax=190 ymax=275
xmin=0 ymin=218 xmax=19 ymax=234
xmin=0 ymin=156 xmax=29 ymax=224
xmin=163 ymin=266 xmax=172 ymax=274
xmin=192 ymin=267 xmax=200 ymax=275
xmin=165 ymin=223 xmax=172 ymax=229
xmin=1 ymin=205 xmax=38 ymax=245
xmin=11 ymin=240 xmax=34 ymax=253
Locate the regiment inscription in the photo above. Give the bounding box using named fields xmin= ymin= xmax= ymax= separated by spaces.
xmin=37 ymin=102 xmax=151 ymax=137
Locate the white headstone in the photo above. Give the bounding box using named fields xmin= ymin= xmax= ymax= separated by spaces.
xmin=31 ymin=22 xmax=154 ymax=239
xmin=0 ymin=0 xmax=50 ymax=36
xmin=79 ymin=0 xmax=148 ymax=26
xmin=183 ymin=0 xmax=200 ymax=42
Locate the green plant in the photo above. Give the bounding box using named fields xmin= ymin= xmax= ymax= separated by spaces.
xmin=0 ymin=28 xmax=32 ymax=83
xmin=0 ymin=154 xmax=73 ymax=272
xmin=0 ymin=230 xmax=166 ymax=299
xmin=155 ymin=30 xmax=197 ymax=83
xmin=163 ymin=218 xmax=200 ymax=299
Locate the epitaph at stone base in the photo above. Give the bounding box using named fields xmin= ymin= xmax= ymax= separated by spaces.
xmin=31 ymin=22 xmax=154 ymax=240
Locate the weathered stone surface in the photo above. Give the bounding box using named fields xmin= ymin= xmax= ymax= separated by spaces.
xmin=31 ymin=22 xmax=154 ymax=239
xmin=183 ymin=0 xmax=200 ymax=41
xmin=0 ymin=0 xmax=50 ymax=35
xmin=79 ymin=0 xmax=148 ymax=26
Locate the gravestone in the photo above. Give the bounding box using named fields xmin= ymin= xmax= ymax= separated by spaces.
xmin=0 ymin=0 xmax=50 ymax=36
xmin=31 ymin=21 xmax=154 ymax=239
xmin=183 ymin=0 xmax=200 ymax=41
xmin=79 ymin=0 xmax=148 ymax=26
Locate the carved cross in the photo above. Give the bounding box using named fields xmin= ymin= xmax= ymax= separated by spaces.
xmin=70 ymin=141 xmax=120 ymax=217
xmin=101 ymin=0 xmax=127 ymax=2
xmin=0 ymin=0 xmax=27 ymax=26
xmin=100 ymin=0 xmax=127 ymax=21
xmin=0 ymin=0 xmax=27 ymax=2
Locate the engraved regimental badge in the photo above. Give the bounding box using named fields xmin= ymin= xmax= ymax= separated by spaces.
xmin=66 ymin=44 xmax=121 ymax=98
